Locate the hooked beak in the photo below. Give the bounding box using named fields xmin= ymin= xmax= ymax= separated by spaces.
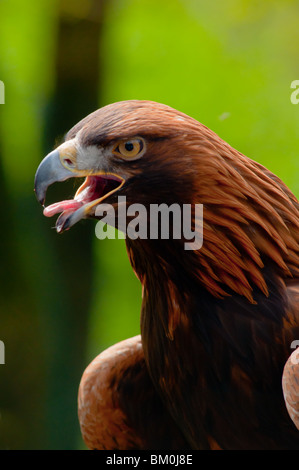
xmin=34 ymin=140 xmax=125 ymax=232
xmin=34 ymin=148 xmax=77 ymax=206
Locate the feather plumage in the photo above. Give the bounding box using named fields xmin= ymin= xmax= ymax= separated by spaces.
xmin=35 ymin=100 xmax=299 ymax=449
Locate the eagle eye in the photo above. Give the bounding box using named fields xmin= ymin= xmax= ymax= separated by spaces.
xmin=113 ymin=138 xmax=145 ymax=160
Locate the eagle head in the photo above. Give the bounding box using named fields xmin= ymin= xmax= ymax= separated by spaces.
xmin=34 ymin=100 xmax=202 ymax=233
xmin=34 ymin=99 xmax=299 ymax=303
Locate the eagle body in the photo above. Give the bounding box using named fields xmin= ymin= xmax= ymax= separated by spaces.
xmin=136 ymin=257 xmax=299 ymax=449
xmin=34 ymin=100 xmax=299 ymax=449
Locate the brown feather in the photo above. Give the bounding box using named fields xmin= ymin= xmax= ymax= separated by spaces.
xmin=282 ymin=349 xmax=299 ymax=430
xmin=78 ymin=336 xmax=192 ymax=449
xmin=47 ymin=100 xmax=299 ymax=448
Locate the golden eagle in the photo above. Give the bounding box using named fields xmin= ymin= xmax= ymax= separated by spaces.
xmin=35 ymin=100 xmax=299 ymax=449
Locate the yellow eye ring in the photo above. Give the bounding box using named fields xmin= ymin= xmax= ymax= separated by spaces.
xmin=114 ymin=138 xmax=144 ymax=159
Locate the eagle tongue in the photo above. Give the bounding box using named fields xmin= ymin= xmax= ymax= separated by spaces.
xmin=43 ymin=199 xmax=82 ymax=218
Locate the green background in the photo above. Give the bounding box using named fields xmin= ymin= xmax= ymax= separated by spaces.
xmin=0 ymin=0 xmax=298 ymax=449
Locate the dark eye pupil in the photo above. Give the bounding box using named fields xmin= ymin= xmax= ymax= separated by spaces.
xmin=125 ymin=142 xmax=134 ymax=152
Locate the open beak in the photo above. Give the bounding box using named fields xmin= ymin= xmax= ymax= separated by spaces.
xmin=34 ymin=141 xmax=125 ymax=232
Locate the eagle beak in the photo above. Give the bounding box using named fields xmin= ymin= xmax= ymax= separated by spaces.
xmin=34 ymin=140 xmax=125 ymax=232
xmin=34 ymin=141 xmax=81 ymax=206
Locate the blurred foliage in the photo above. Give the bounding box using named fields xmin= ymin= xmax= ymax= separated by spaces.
xmin=0 ymin=0 xmax=298 ymax=449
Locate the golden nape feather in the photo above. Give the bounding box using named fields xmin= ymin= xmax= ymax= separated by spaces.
xmin=34 ymin=100 xmax=299 ymax=449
